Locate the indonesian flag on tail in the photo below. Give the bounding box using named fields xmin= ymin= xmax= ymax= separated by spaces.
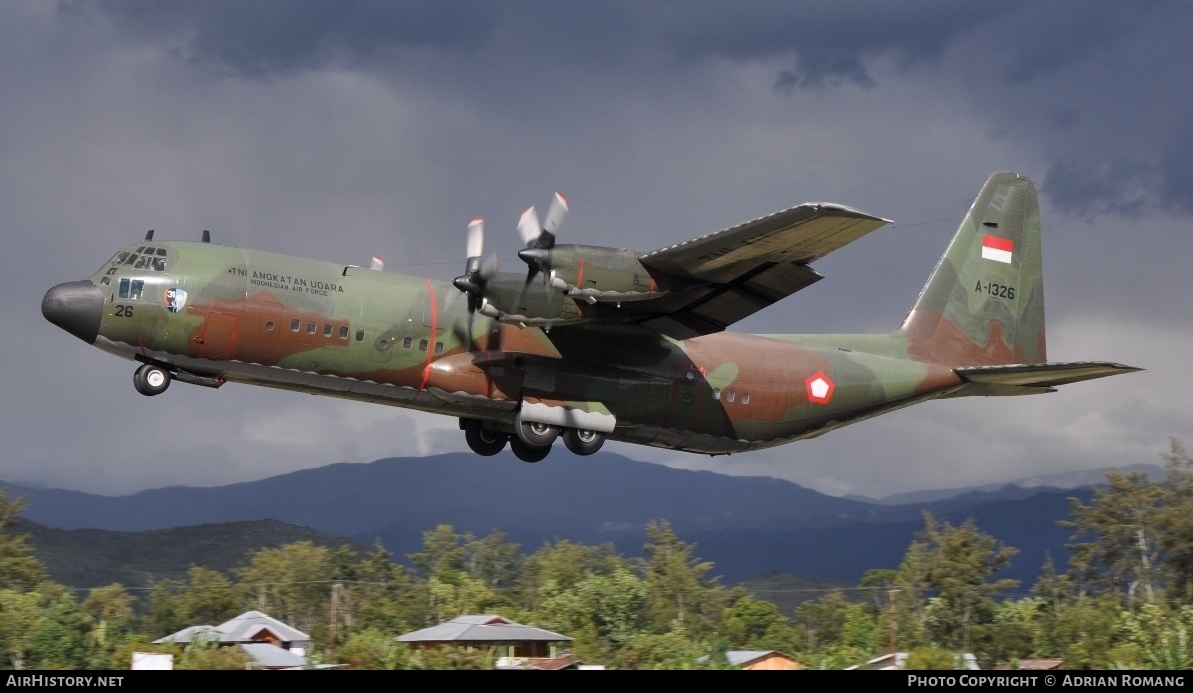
xmin=981 ymin=235 xmax=1014 ymax=264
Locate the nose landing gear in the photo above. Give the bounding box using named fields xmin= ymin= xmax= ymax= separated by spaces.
xmin=133 ymin=364 xmax=171 ymax=396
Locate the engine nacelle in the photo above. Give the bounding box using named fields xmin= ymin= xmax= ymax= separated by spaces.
xmin=538 ymin=245 xmax=664 ymax=303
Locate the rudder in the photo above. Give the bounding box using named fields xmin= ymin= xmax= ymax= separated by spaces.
xmin=899 ymin=172 xmax=1046 ymax=366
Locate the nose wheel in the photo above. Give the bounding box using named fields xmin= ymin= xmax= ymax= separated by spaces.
xmin=133 ymin=364 xmax=171 ymax=396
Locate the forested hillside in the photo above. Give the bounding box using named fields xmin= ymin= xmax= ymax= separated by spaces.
xmin=2 ymin=439 xmax=1192 ymax=670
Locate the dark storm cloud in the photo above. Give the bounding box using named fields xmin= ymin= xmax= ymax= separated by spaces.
xmin=653 ymin=0 xmax=1018 ymax=90
xmin=75 ymin=1 xmax=1193 ymax=216
xmin=67 ymin=0 xmax=503 ymax=78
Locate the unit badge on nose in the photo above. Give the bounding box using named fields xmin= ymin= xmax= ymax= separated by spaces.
xmin=164 ymin=287 xmax=188 ymax=313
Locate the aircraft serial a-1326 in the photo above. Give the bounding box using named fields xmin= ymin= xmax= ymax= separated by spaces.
xmin=43 ymin=171 xmax=1140 ymax=463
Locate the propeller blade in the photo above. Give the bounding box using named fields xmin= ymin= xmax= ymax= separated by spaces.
xmin=479 ymin=253 xmax=500 ymax=280
xmin=517 ymin=206 xmax=540 ymax=246
xmin=369 ymin=255 xmax=384 ymax=271
xmin=540 ymin=191 xmax=568 ymax=245
xmin=466 ymin=218 xmax=484 ymax=260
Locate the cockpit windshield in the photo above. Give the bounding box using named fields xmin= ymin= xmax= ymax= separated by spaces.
xmin=112 ymin=247 xmax=168 ymax=272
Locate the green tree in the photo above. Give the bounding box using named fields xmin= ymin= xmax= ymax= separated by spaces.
xmin=897 ymin=512 xmax=1019 ymax=655
xmin=177 ymin=567 xmax=245 ymax=628
xmin=1114 ymin=603 xmax=1193 ymax=669
xmin=519 ymin=538 xmax=627 ymax=612
xmin=408 ymin=643 xmax=493 ymax=670
xmin=640 ymin=520 xmax=726 ymax=636
xmin=175 ymin=640 xmax=251 ymax=670
xmin=1062 ymin=470 xmax=1164 ymax=606
xmin=81 ymin=583 xmax=137 ymax=668
xmin=338 ymin=627 xmax=410 ymax=669
xmin=794 ymin=590 xmax=853 ymax=652
xmin=408 ymin=524 xmax=467 ymax=580
xmin=616 ymin=627 xmax=706 ymax=670
xmin=538 ymin=565 xmax=647 ymax=661
xmin=236 ymin=541 xmax=334 ymax=645
xmin=1053 ymin=594 xmax=1121 ymax=669
xmin=30 ymin=591 xmax=91 ymax=669
xmin=465 ymin=529 xmax=522 ymax=594
xmin=349 ymin=541 xmax=428 ymax=634
xmin=1157 ymin=439 xmax=1193 ymax=604
xmin=0 ymin=588 xmax=44 ymax=669
xmin=905 ymin=646 xmax=958 ymax=670
xmin=425 ymin=572 xmax=502 ymax=624
xmin=0 ymin=489 xmax=48 ymax=590
xmin=720 ymin=591 xmax=799 ymax=654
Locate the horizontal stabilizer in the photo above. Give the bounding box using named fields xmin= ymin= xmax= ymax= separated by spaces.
xmin=945 ymin=361 xmax=1143 ymax=397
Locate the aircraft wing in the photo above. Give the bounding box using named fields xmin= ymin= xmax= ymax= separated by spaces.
xmin=596 ymin=203 xmax=891 ymax=339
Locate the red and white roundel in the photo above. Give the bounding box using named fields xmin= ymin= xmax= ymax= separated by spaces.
xmin=805 ymin=372 xmax=835 ymax=405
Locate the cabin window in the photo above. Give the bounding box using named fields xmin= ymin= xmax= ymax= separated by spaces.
xmin=323 ymin=324 xmax=332 ymax=337
xmin=711 ymin=388 xmax=720 ymax=400
xmin=110 ymin=251 xmax=130 ymax=265
xmin=307 ymin=321 xmax=316 ymax=334
xmin=355 ymin=329 xmax=365 ymax=342
xmin=403 ymin=337 xmax=413 ymax=349
xmin=339 ymin=326 xmax=349 ymax=340
xmin=151 ymin=255 xmax=167 ymax=272
xmin=742 ymin=393 xmax=750 ymax=405
xmin=726 ymin=389 xmax=735 ymax=403
xmin=265 ymin=321 xmax=275 ymax=331
xmin=100 ymin=276 xmax=111 ymax=286
xmin=434 ymin=342 xmax=444 ymax=354
xmin=419 ymin=339 xmax=429 ymax=352
xmin=122 ymin=253 xmax=137 ymax=266
xmin=133 ymin=254 xmax=153 ymax=270
xmin=290 ymin=318 xmax=300 ymax=332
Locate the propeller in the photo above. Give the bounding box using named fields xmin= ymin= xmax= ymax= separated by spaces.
xmin=516 ymin=191 xmax=569 ymax=287
xmin=369 ymin=255 xmax=384 ymax=271
xmin=452 ymin=218 xmax=499 ymax=315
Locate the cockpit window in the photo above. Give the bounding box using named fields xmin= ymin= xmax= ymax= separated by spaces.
xmin=117 ymin=278 xmax=145 ymax=300
xmin=116 ymin=246 xmax=169 ymax=272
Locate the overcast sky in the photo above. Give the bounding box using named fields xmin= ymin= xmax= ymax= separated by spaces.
xmin=3 ymin=1 xmax=1190 ymax=498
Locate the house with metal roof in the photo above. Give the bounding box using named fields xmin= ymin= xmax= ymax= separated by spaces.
xmin=152 ymin=610 xmax=315 ymax=670
xmin=698 ymin=650 xmax=800 ymax=670
xmin=397 ymin=614 xmax=573 ymax=666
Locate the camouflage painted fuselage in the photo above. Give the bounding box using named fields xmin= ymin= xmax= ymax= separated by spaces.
xmin=85 ymin=239 xmax=966 ymax=453
xmin=52 ymin=172 xmax=1137 ymax=457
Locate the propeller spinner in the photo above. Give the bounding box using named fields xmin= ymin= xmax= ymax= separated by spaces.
xmin=452 ymin=218 xmax=499 ymax=314
xmin=517 ymin=191 xmax=569 ymax=286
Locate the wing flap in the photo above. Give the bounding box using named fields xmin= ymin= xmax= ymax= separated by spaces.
xmin=600 ymin=261 xmax=823 ymax=340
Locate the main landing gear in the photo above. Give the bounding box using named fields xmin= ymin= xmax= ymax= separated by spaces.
xmin=460 ymin=418 xmax=606 ymax=462
xmin=133 ymin=363 xmax=171 ymax=396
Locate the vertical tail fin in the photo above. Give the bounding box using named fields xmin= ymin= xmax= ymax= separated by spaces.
xmin=899 ymin=172 xmax=1046 ymax=366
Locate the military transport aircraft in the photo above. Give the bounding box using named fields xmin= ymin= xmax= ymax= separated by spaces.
xmin=42 ymin=172 xmax=1140 ymax=463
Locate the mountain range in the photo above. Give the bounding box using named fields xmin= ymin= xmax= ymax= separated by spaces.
xmin=4 ymin=453 xmax=1160 ymax=586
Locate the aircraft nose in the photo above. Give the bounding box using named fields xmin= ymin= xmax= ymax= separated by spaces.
xmin=42 ymin=280 xmax=104 ymax=344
